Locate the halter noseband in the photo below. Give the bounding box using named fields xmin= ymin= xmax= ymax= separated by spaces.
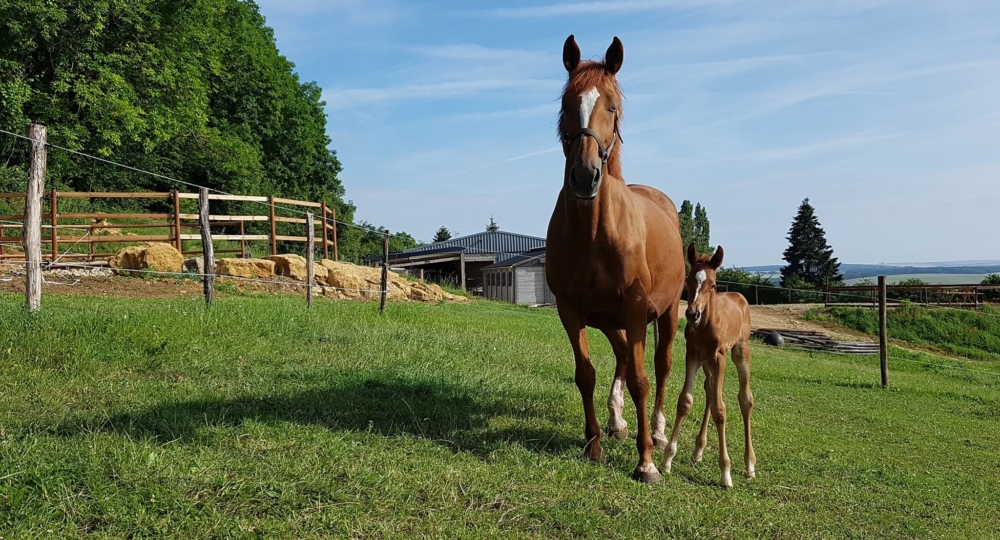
xmin=564 ymin=114 xmax=623 ymax=167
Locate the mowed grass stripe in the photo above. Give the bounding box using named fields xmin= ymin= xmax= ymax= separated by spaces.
xmin=0 ymin=295 xmax=998 ymax=538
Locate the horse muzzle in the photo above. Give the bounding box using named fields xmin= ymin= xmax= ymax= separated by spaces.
xmin=569 ymin=165 xmax=602 ymax=200
xmin=685 ymin=307 xmax=702 ymax=326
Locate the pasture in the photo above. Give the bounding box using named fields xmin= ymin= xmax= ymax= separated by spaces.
xmin=1 ymin=294 xmax=999 ymax=538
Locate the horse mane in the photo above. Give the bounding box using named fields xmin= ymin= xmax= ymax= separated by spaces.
xmin=558 ymin=60 xmax=624 ymax=179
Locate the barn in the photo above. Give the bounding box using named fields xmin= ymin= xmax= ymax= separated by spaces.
xmin=372 ymin=230 xmax=546 ymax=292
xmin=481 ymin=247 xmax=555 ymax=305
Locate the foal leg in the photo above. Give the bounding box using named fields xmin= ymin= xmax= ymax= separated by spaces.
xmin=708 ymin=352 xmax=733 ymax=488
xmin=557 ymin=305 xmax=603 ymax=462
xmin=600 ymin=329 xmax=629 ymax=440
xmin=651 ymin=307 xmax=679 ymax=450
xmin=691 ymin=375 xmax=711 ymax=465
xmin=661 ymin=349 xmax=701 ymax=474
xmin=733 ymin=340 xmax=757 ymax=480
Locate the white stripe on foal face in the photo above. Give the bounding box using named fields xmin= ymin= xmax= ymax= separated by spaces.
xmin=579 ymin=87 xmax=600 ymax=129
xmin=691 ymin=270 xmax=708 ymax=304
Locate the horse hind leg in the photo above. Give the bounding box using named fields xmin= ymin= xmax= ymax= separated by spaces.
xmin=601 ymin=329 xmax=629 ymax=440
xmin=733 ymin=340 xmax=756 ymax=480
xmin=651 ymin=308 xmax=678 ymax=450
xmin=708 ymin=354 xmax=733 ymax=488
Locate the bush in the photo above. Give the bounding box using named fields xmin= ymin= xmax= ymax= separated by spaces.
xmin=714 ymin=267 xmax=785 ymax=304
xmin=983 ymin=274 xmax=1000 ymax=301
xmin=890 ymin=278 xmax=929 ymax=302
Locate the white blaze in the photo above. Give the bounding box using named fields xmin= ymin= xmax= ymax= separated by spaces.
xmin=579 ymin=87 xmax=600 ymax=129
xmin=691 ymin=270 xmax=707 ymax=304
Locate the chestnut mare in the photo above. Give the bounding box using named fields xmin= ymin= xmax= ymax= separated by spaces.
xmin=545 ymin=35 xmax=685 ymax=483
xmin=662 ymin=244 xmax=756 ymax=488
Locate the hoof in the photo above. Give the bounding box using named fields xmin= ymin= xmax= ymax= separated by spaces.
xmin=606 ymin=426 xmax=629 ymax=440
xmin=652 ymin=435 xmax=668 ymax=450
xmin=744 ymin=469 xmax=756 ymax=481
xmin=583 ymin=446 xmax=604 ymax=462
xmin=632 ymin=468 xmax=663 ymax=484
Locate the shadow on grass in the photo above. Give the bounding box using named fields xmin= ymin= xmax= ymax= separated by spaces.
xmin=56 ymin=377 xmax=580 ymax=458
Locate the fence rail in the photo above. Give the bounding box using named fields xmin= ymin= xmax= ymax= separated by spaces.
xmin=0 ymin=190 xmax=339 ymax=262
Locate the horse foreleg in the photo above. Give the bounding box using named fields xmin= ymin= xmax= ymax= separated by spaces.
xmin=651 ymin=307 xmax=679 ymax=450
xmin=625 ymin=309 xmax=660 ymax=483
xmin=558 ymin=306 xmax=603 ymax=462
xmin=708 ymin=353 xmax=733 ymax=488
xmin=662 ymin=348 xmax=701 ymax=474
xmin=601 ymin=329 xmax=629 ymax=440
xmin=733 ymin=341 xmax=756 ymax=480
xmin=692 ymin=374 xmax=711 ymax=464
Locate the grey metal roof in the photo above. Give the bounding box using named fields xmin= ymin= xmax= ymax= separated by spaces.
xmin=403 ymin=230 xmax=545 ymax=257
xmin=482 ymin=247 xmax=546 ymax=270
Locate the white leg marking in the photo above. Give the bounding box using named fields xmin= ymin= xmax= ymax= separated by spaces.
xmin=637 ymin=462 xmax=659 ymax=474
xmin=579 ymin=87 xmax=600 ymax=129
xmin=607 ymin=377 xmax=626 ymax=433
xmin=652 ymin=410 xmax=666 ymax=441
xmin=662 ymin=441 xmax=678 ymax=473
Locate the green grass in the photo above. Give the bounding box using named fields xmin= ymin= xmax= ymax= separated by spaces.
xmin=1 ymin=295 xmax=999 ymax=538
xmin=810 ymin=305 xmax=1000 ymax=361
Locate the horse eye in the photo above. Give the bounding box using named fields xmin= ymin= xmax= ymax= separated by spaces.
xmin=609 ymin=105 xmax=617 ymax=113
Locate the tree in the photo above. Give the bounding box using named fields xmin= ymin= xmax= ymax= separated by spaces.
xmin=780 ymin=198 xmax=843 ymax=288
xmin=693 ymin=203 xmax=711 ymax=254
xmin=433 ymin=226 xmax=453 ymax=243
xmin=679 ymin=200 xmax=695 ymax=251
xmin=486 ymin=217 xmax=500 ymax=233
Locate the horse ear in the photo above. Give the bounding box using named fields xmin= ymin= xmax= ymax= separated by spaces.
xmin=687 ymin=242 xmax=697 ymax=266
xmin=604 ymin=36 xmax=624 ymax=74
xmin=563 ymin=35 xmax=581 ymax=72
xmin=710 ymin=246 xmax=725 ymax=269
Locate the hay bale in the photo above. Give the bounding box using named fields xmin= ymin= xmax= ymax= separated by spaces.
xmin=216 ymin=258 xmax=275 ymax=279
xmin=109 ymin=243 xmax=183 ymax=275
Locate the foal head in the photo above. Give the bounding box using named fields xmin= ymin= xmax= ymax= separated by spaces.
xmin=685 ymin=243 xmax=725 ymax=326
xmin=558 ymin=35 xmax=624 ymax=201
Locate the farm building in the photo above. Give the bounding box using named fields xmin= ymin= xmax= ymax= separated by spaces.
xmin=371 ymin=230 xmax=545 ymax=292
xmin=482 ymin=247 xmax=555 ymax=305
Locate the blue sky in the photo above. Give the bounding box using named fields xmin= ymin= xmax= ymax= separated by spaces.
xmin=255 ymin=0 xmax=999 ymax=266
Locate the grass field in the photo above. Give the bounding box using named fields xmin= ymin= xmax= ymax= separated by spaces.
xmin=2 ymin=294 xmax=999 ymax=538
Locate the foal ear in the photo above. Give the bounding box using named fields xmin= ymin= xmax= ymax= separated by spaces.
xmin=687 ymin=242 xmax=698 ymax=266
xmin=604 ymin=36 xmax=624 ymax=74
xmin=710 ymin=246 xmax=725 ymax=269
xmin=563 ymin=35 xmax=581 ymax=72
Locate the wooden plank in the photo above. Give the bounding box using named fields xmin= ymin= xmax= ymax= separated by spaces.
xmin=178 ymin=234 xmax=270 ymax=241
xmin=56 ymin=192 xmax=172 ymax=199
xmin=58 ymin=234 xmax=173 ymax=243
xmin=274 ymin=197 xmax=321 ymax=208
xmin=178 ymin=214 xmax=271 ymax=222
xmin=274 ymin=235 xmax=308 ymax=242
xmin=273 ymin=216 xmax=307 ymax=224
xmin=57 ymin=213 xmax=172 ymax=220
xmin=173 ymin=190 xmax=183 ymax=251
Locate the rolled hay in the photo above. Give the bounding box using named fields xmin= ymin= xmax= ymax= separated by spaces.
xmin=109 ymin=243 xmax=183 ymax=275
xmin=216 ymin=258 xmax=275 ymax=279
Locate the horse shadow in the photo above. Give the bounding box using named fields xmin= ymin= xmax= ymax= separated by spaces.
xmin=56 ymin=376 xmax=580 ymax=458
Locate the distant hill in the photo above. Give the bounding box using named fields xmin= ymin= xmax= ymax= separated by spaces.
xmin=742 ymin=263 xmax=1000 ymax=281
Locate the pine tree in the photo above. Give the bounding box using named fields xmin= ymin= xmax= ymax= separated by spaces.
xmin=693 ymin=203 xmax=711 ymax=254
xmin=679 ymin=200 xmax=695 ymax=250
xmin=432 ymin=226 xmax=452 ymax=243
xmin=780 ymin=198 xmax=843 ymax=288
xmin=486 ymin=217 xmax=500 ymax=233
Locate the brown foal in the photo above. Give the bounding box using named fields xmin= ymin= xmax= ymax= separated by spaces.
xmin=662 ymin=244 xmax=756 ymax=488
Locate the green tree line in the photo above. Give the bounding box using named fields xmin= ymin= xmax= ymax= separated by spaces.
xmin=0 ymin=0 xmax=418 ymax=260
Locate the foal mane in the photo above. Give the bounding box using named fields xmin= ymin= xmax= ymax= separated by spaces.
xmin=558 ymin=60 xmax=624 ymax=179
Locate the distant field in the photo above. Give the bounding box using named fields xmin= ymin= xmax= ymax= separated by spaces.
xmin=846 ymin=274 xmax=994 ymax=285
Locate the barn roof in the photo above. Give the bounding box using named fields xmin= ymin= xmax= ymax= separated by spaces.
xmin=402 ymin=230 xmax=545 ymax=257
xmin=482 ymin=247 xmax=546 ymax=270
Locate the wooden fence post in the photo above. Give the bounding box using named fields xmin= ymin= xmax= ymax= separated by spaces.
xmin=460 ymin=251 xmax=467 ymax=291
xmin=306 ymin=213 xmax=315 ymax=309
xmin=172 ymin=190 xmax=183 ymax=251
xmin=199 ymin=188 xmax=214 ymax=307
xmin=878 ymin=275 xmax=888 ymax=388
xmin=24 ymin=123 xmax=46 ymax=312
xmin=754 ymin=285 xmax=759 ymax=305
xmin=269 ymin=194 xmax=277 ymax=255
xmin=331 ymin=206 xmax=339 ymax=261
xmin=321 ymin=203 xmax=329 ymax=260
xmin=379 ymin=230 xmax=389 ymax=313
xmin=49 ymin=188 xmax=58 ymax=261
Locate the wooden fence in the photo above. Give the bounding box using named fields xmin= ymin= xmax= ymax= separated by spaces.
xmin=0 ymin=190 xmax=338 ymax=263
xmin=822 ymin=283 xmax=1000 ymax=308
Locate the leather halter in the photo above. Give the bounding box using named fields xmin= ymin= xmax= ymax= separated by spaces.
xmin=564 ymin=114 xmax=623 ymax=167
